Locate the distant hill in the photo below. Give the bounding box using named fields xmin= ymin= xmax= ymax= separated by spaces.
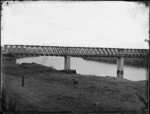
xmin=83 ymin=57 xmax=148 ymax=68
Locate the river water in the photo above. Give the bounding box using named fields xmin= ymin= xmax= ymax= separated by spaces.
xmin=17 ymin=56 xmax=148 ymax=81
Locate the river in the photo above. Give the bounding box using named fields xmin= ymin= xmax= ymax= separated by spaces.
xmin=17 ymin=56 xmax=148 ymax=81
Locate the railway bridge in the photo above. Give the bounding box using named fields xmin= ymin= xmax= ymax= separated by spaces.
xmin=2 ymin=44 xmax=149 ymax=78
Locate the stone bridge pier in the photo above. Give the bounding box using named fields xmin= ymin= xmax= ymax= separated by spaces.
xmin=117 ymin=57 xmax=124 ymax=78
xmin=117 ymin=49 xmax=125 ymax=78
xmin=64 ymin=56 xmax=71 ymax=70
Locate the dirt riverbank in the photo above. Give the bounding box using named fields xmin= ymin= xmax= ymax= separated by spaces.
xmin=1 ymin=62 xmax=148 ymax=113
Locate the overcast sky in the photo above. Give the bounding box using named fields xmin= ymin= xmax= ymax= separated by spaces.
xmin=1 ymin=1 xmax=149 ymax=49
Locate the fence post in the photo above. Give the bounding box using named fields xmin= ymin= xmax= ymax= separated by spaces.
xmin=21 ymin=75 xmax=24 ymax=87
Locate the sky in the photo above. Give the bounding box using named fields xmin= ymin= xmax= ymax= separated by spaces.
xmin=1 ymin=1 xmax=149 ymax=49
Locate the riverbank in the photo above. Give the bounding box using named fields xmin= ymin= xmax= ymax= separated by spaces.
xmin=1 ymin=62 xmax=148 ymax=113
xmin=83 ymin=57 xmax=148 ymax=68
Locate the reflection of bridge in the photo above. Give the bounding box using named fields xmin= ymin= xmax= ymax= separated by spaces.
xmin=2 ymin=45 xmax=149 ymax=78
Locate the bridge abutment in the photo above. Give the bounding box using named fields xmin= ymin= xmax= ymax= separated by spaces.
xmin=64 ymin=56 xmax=70 ymax=70
xmin=117 ymin=57 xmax=124 ymax=78
xmin=2 ymin=55 xmax=16 ymax=66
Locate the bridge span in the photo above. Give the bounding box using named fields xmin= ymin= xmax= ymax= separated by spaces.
xmin=2 ymin=44 xmax=149 ymax=78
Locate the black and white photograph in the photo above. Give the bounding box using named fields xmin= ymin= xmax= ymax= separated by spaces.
xmin=1 ymin=1 xmax=149 ymax=113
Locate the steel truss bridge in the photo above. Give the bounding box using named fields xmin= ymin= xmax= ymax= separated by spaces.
xmin=2 ymin=45 xmax=149 ymax=58
xmin=2 ymin=44 xmax=149 ymax=78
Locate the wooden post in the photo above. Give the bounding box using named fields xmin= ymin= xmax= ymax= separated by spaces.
xmin=21 ymin=75 xmax=24 ymax=87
